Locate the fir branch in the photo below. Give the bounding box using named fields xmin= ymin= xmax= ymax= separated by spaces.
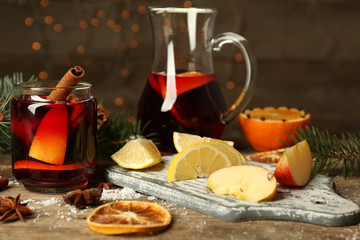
xmin=0 ymin=73 xmax=37 ymax=153
xmin=286 ymin=126 xmax=360 ymax=177
xmin=97 ymin=112 xmax=158 ymax=159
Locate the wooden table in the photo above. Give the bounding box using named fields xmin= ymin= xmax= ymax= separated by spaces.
xmin=1 ymin=153 xmax=359 ymax=240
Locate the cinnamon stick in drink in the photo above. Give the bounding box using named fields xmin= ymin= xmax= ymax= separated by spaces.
xmin=47 ymin=66 xmax=85 ymax=101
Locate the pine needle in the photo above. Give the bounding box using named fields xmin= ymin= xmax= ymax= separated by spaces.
xmin=0 ymin=73 xmax=36 ymax=153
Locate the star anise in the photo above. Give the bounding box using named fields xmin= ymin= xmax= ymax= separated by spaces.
xmin=0 ymin=194 xmax=35 ymax=222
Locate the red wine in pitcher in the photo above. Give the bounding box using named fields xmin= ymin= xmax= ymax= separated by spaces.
xmin=137 ymin=71 xmax=227 ymax=153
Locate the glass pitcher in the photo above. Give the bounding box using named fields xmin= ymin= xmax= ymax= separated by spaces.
xmin=137 ymin=7 xmax=256 ymax=153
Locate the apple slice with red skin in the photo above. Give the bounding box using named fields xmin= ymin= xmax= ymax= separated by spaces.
xmin=274 ymin=140 xmax=313 ymax=187
xmin=29 ymin=104 xmax=68 ymax=165
xmin=207 ymin=165 xmax=277 ymax=202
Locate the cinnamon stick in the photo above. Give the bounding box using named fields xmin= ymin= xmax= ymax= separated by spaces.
xmin=47 ymin=66 xmax=85 ymax=101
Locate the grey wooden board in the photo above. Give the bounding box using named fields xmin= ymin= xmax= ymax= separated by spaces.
xmin=106 ymin=155 xmax=360 ymax=226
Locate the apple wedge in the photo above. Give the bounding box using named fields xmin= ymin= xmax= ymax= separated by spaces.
xmin=207 ymin=165 xmax=277 ymax=202
xmin=274 ymin=140 xmax=312 ymax=187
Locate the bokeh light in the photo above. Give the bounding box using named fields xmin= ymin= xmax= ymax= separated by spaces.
xmin=237 ymin=11 xmax=245 ymax=20
xmin=234 ymin=53 xmax=243 ymax=62
xmin=129 ymin=40 xmax=138 ymax=49
xmin=79 ymin=20 xmax=88 ymax=29
xmin=38 ymin=71 xmax=48 ymax=80
xmin=138 ymin=6 xmax=147 ymax=15
xmin=226 ymin=81 xmax=235 ymax=90
xmin=121 ymin=10 xmax=130 ymax=19
xmin=131 ymin=24 xmax=140 ymax=33
xmin=121 ymin=69 xmax=130 ymax=78
xmin=44 ymin=16 xmax=54 ymax=25
xmin=114 ymin=97 xmax=124 ymax=106
xmin=17 ymin=0 xmax=27 ymax=7
xmin=113 ymin=24 xmax=122 ymax=33
xmin=25 ymin=17 xmax=34 ymax=26
xmin=97 ymin=9 xmax=106 ymax=19
xmin=76 ymin=45 xmax=85 ymax=54
xmin=32 ymin=41 xmax=41 ymax=51
xmin=107 ymin=19 xmax=115 ymax=28
xmin=91 ymin=18 xmax=100 ymax=27
xmin=184 ymin=1 xmax=192 ymax=8
xmin=40 ymin=0 xmax=49 ymax=8
xmin=53 ymin=24 xmax=63 ymax=32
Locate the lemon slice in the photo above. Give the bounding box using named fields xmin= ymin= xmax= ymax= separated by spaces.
xmin=111 ymin=138 xmax=161 ymax=169
xmin=173 ymin=132 xmax=234 ymax=152
xmin=167 ymin=142 xmax=235 ymax=182
xmin=213 ymin=141 xmax=247 ymax=165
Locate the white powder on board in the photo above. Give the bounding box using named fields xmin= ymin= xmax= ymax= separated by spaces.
xmin=100 ymin=187 xmax=143 ymax=201
xmin=147 ymin=195 xmax=157 ymax=201
xmin=8 ymin=177 xmax=20 ymax=186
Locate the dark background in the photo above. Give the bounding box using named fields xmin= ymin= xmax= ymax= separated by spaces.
xmin=1 ymin=0 xmax=359 ymax=144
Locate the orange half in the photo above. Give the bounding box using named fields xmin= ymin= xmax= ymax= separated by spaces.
xmin=239 ymin=106 xmax=311 ymax=152
xmin=86 ymin=201 xmax=171 ymax=235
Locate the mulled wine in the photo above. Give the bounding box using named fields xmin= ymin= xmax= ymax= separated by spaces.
xmin=11 ymin=81 xmax=97 ymax=192
xmin=137 ymin=72 xmax=227 ymax=153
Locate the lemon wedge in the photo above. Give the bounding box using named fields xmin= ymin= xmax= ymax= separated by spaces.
xmin=173 ymin=132 xmax=234 ymax=152
xmin=111 ymin=138 xmax=161 ymax=169
xmin=212 ymin=141 xmax=247 ymax=165
xmin=167 ymin=142 xmax=245 ymax=182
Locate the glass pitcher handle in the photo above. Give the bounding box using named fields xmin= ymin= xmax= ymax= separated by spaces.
xmin=211 ymin=32 xmax=257 ymax=125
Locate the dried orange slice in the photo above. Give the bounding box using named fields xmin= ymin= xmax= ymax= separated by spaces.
xmin=86 ymin=201 xmax=171 ymax=235
xmin=239 ymin=106 xmax=311 ymax=152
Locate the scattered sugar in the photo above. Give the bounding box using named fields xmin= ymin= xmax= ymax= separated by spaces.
xmin=21 ymin=199 xmax=36 ymax=205
xmin=8 ymin=177 xmax=20 ymax=186
xmin=100 ymin=187 xmax=143 ymax=201
xmin=33 ymin=214 xmax=41 ymax=222
xmin=36 ymin=197 xmax=61 ymax=206
xmin=147 ymin=196 xmax=157 ymax=201
xmin=180 ymin=211 xmax=189 ymax=216
xmin=159 ymin=200 xmax=177 ymax=211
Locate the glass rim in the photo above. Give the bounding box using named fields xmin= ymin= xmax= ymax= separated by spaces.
xmin=14 ymin=80 xmax=92 ymax=91
xmin=148 ymin=7 xmax=216 ymax=14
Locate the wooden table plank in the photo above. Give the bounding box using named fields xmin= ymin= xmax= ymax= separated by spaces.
xmin=0 ymin=153 xmax=359 ymax=240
